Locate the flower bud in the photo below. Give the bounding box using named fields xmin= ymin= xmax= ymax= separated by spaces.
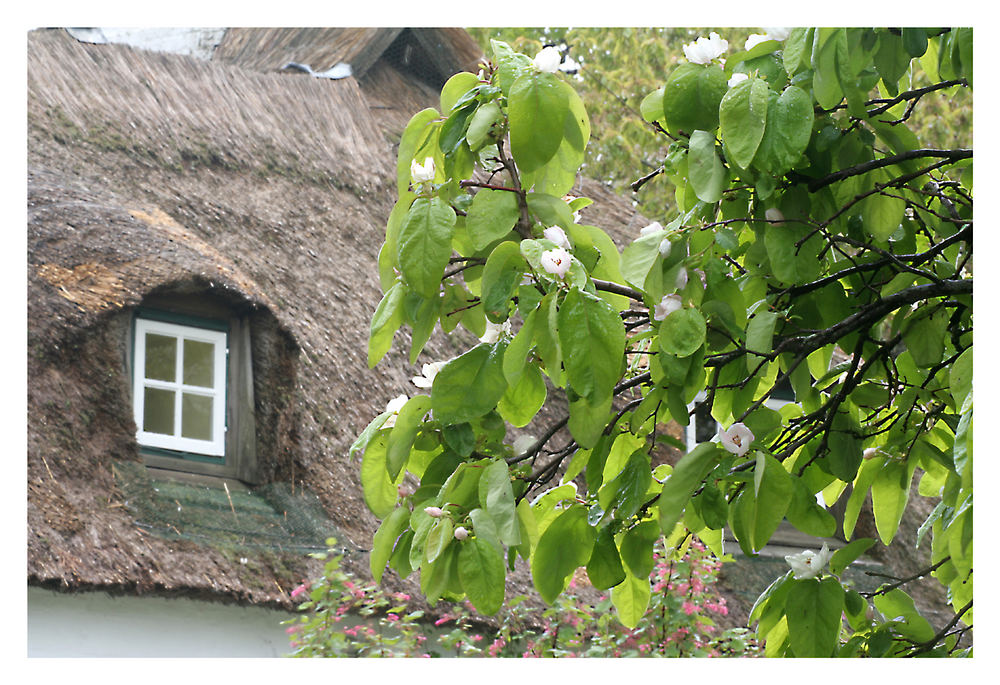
xmin=863 ymin=447 xmax=879 ymax=460
xmin=424 ymin=506 xmax=443 ymax=518
xmin=765 ymin=207 xmax=785 ymax=224
xmin=454 ymin=526 xmax=469 ymax=540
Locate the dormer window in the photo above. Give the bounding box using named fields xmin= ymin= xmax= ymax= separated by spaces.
xmin=133 ymin=317 xmax=228 ymax=458
xmin=129 ymin=296 xmax=258 ymax=482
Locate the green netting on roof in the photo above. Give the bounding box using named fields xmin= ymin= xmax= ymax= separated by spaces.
xmin=113 ymin=461 xmax=341 ymax=554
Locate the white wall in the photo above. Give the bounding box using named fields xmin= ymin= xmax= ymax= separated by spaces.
xmin=27 ymin=586 xmax=298 ymax=657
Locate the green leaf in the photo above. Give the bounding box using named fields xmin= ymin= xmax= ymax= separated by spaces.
xmin=440 ymin=72 xmax=480 ymax=113
xmin=526 ymin=192 xmax=576 ymax=229
xmin=785 ymin=476 xmax=836 ymax=538
xmin=811 ymin=28 xmax=848 ymax=109
xmin=467 ymin=189 xmax=521 ymax=252
xmin=827 ymin=410 xmax=864 ymax=483
xmin=385 ymin=395 xmax=432 ymax=480
xmin=431 ymin=343 xmax=507 ymax=425
xmin=497 ymin=362 xmax=546 ymax=428
xmin=396 ymin=108 xmax=440 ymax=195
xmin=371 ymin=506 xmax=411 ymax=583
xmin=531 ymin=505 xmax=597 ymax=604
xmin=611 ymin=571 xmax=651 ymax=630
xmin=753 ymin=86 xmax=813 ymax=175
xmin=662 ymin=63 xmax=728 ymax=135
xmin=508 ymin=71 xmax=572 ymax=173
xmin=620 ymin=228 xmax=667 ymax=290
xmin=719 ymin=77 xmax=769 ymax=169
xmin=602 ymin=450 xmax=652 ymax=521
xmin=478 ymin=459 xmax=521 ymax=546
xmin=901 ymin=28 xmax=929 ymax=58
xmin=424 ymin=517 xmax=453 ymax=563
xmin=903 ymin=308 xmax=948 ymax=368
xmin=397 ymin=197 xmax=456 ymax=298
xmin=567 ymin=392 xmax=613 ymax=449
xmin=871 ymin=459 xmax=914 ymax=545
xmin=403 ymin=291 xmax=441 ymax=364
xmin=502 ymin=307 xmax=538 ymax=385
xmin=658 ymin=307 xmax=706 ymax=358
xmin=786 ymin=577 xmax=845 ymax=657
xmin=586 ymin=526 xmax=627 ymax=590
xmin=745 ymin=310 xmax=778 ymax=372
xmin=830 ymin=537 xmax=875 ymax=576
xmin=745 ymin=452 xmax=794 ymax=551
xmin=360 ymin=434 xmax=401 ymax=518
xmin=657 ymin=442 xmax=720 ymax=534
xmin=558 ymin=287 xmax=626 ymax=405
xmin=843 ymin=456 xmax=883 ymax=540
xmin=950 ymin=346 xmax=973 ymax=409
xmin=687 ymin=130 xmax=727 ymax=203
xmin=458 ymin=537 xmax=506 ymax=615
xmin=873 ymin=588 xmax=936 ymax=643
xmin=620 ymin=519 xmax=659 ymax=578
xmin=466 ymin=100 xmax=502 ymax=150
xmin=639 ymin=86 xmax=665 ymax=123
xmin=481 ymin=241 xmax=526 ymax=323
xmin=862 ymin=189 xmax=906 ymax=242
xmin=368 ymin=282 xmax=405 ymax=368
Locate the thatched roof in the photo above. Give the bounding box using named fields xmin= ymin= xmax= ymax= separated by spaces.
xmin=25 ymin=27 xmax=649 ymax=613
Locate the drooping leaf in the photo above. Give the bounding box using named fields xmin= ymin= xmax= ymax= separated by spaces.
xmin=531 ymin=505 xmax=597 ymax=604
xmin=458 ymin=536 xmax=506 ymax=615
xmin=431 ymin=343 xmax=508 ymax=425
xmin=586 ymin=526 xmax=627 ymax=590
xmin=467 ymin=189 xmax=521 ymax=252
xmin=785 ymin=577 xmax=845 ymax=657
xmin=719 ymin=77 xmax=770 ymax=169
xmin=397 ymin=197 xmax=456 ymax=298
xmin=558 ymin=287 xmax=626 ymax=405
xmin=611 ymin=570 xmax=651 ymax=630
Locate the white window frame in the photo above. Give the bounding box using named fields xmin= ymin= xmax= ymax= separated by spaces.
xmin=133 ymin=318 xmax=228 ymax=457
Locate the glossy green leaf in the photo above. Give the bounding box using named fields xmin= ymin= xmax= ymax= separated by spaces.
xmin=719 ymin=77 xmax=769 ymax=169
xmin=746 ymin=452 xmax=794 ymax=550
xmin=467 ymin=189 xmax=521 ymax=252
xmin=871 ymin=459 xmax=914 ymax=545
xmin=811 ymin=28 xmax=848 ymax=109
xmin=371 ymin=506 xmax=411 ymax=583
xmin=531 ymin=506 xmax=597 ymax=604
xmin=478 ymin=459 xmax=520 ymax=546
xmin=659 ymin=307 xmax=706 ymax=358
xmin=481 ymin=241 xmax=526 ymax=323
xmin=602 ymin=450 xmax=652 ymax=521
xmin=662 ymin=63 xmax=728 ymax=135
xmin=508 ymin=71 xmax=572 ymax=173
xmin=360 ymin=433 xmax=400 ymax=518
xmin=687 ymin=130 xmax=726 ymax=203
xmin=396 ymin=108 xmax=439 ymax=195
xmin=786 ymin=577 xmax=845 ymax=657
xmin=586 ymin=526 xmax=627 ymax=590
xmin=558 ymin=287 xmax=626 ymax=404
xmin=368 ymin=282 xmax=405 ymax=368
xmin=754 ymin=86 xmax=813 ymax=175
xmin=431 ymin=343 xmax=507 ymax=425
xmin=620 ymin=519 xmax=659 ymax=579
xmin=611 ymin=570 xmax=651 ymax=630
xmin=458 ymin=536 xmax=506 ymax=615
xmin=873 ymin=588 xmax=936 ymax=643
xmin=397 ymin=197 xmax=456 ymax=298
xmin=830 ymin=537 xmax=875 ymax=576
xmin=657 ymin=442 xmax=720 ymax=534
xmin=385 ymin=395 xmax=431 ymax=481
xmin=497 ymin=362 xmax=546 ymax=428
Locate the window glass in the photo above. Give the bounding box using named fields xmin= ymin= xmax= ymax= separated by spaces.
xmin=183 ymin=339 xmax=215 ymax=387
xmin=143 ymin=387 xmax=175 ymax=435
xmin=145 ymin=333 xmax=176 ymax=382
xmin=181 ymin=393 xmax=214 ymax=440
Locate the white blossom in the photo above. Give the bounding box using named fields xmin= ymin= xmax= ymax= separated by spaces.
xmin=764 ymin=27 xmax=791 ymax=41
xmin=659 ymin=237 xmax=672 ymax=258
xmin=728 ymin=72 xmax=749 ymax=88
xmin=719 ymin=422 xmax=755 ymax=457
xmin=543 ymin=225 xmax=571 ymax=249
xmin=765 ymin=207 xmax=785 ymax=224
xmin=480 ymin=319 xmax=512 ymax=344
xmin=424 ymin=506 xmax=444 ymax=518
xmin=653 ymin=294 xmax=683 ymax=321
xmin=410 ymin=157 xmax=435 ymax=184
xmin=540 ymin=247 xmax=573 ymax=279
xmin=863 ymin=447 xmax=880 ymax=460
xmin=675 ymin=267 xmax=689 ymax=291
xmin=683 ymin=32 xmax=729 ymax=65
xmin=744 ymin=34 xmax=770 ymax=51
xmin=785 ymin=543 xmax=834 ymax=579
xmin=559 ymin=55 xmax=580 ymax=73
xmin=533 ymin=46 xmax=562 ymax=73
xmin=640 ymin=221 xmax=664 ymax=237
xmin=454 ymin=526 xmax=470 ymax=540
xmin=411 ymin=360 xmax=446 ymax=389
xmin=382 ymin=394 xmax=408 ymax=428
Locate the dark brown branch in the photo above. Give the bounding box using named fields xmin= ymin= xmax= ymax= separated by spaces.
xmin=592 ymin=278 xmax=646 ymax=302
xmin=806 ymin=148 xmax=971 ymax=193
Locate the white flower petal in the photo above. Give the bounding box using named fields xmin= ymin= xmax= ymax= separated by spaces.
xmin=719 ymin=422 xmax=755 ymax=457
xmin=543 ymin=225 xmax=571 ymax=249
xmin=728 ymin=72 xmax=749 ymax=88
xmin=653 ymin=294 xmax=682 ymax=321
xmin=540 ymin=247 xmax=573 ymax=278
xmin=533 ymin=46 xmax=562 ymax=73
xmin=744 ymin=34 xmax=769 ymax=51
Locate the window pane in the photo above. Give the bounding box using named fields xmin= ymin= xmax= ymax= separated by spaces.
xmin=145 ymin=333 xmax=176 ymax=382
xmin=181 ymin=393 xmax=214 ymax=441
xmin=183 ymin=339 xmax=215 ymax=387
xmin=143 ymin=387 xmax=175 ymax=435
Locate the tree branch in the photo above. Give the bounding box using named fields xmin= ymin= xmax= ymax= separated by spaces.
xmin=805 ymin=148 xmax=972 ymax=193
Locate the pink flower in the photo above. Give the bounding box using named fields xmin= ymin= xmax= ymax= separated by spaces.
xmin=386 ymin=613 xmax=400 ymax=622
xmin=434 ymin=614 xmax=452 ymax=626
xmin=290 ymin=583 xmax=309 ymax=599
xmin=682 ymin=601 xmax=698 ymax=615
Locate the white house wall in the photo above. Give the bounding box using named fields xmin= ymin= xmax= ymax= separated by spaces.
xmin=27 ymin=586 xmax=298 ymax=657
